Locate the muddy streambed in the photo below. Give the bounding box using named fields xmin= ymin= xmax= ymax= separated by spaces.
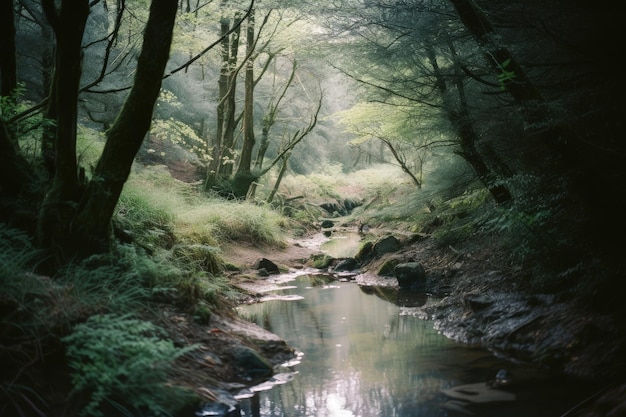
xmin=233 ymin=232 xmax=599 ymax=416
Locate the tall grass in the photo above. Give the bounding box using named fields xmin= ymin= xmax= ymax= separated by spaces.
xmin=177 ymin=200 xmax=288 ymax=247
xmin=120 ymin=165 xmax=289 ymax=248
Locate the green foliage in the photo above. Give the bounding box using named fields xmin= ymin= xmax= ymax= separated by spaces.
xmin=58 ymin=245 xmax=180 ymax=317
xmin=151 ymin=116 xmax=210 ymax=163
xmin=496 ymin=58 xmax=517 ymax=91
xmin=117 ymin=173 xmax=177 ymax=250
xmin=0 ymin=224 xmax=49 ymax=332
xmin=0 ymin=224 xmax=40 ymax=284
xmin=76 ymin=127 xmax=106 ymax=172
xmin=62 ymin=314 xmax=198 ymax=417
xmin=1 ymin=83 xmax=54 ymax=160
xmin=310 ymin=253 xmax=334 ymax=269
xmin=178 ymin=199 xmax=288 ymax=247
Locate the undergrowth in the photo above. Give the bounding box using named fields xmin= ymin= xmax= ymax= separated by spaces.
xmin=62 ymin=314 xmax=198 ymax=417
xmin=0 ymin=229 xmax=232 ymax=416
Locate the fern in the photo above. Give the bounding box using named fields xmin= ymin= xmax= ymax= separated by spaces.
xmin=62 ymin=314 xmax=198 ymax=417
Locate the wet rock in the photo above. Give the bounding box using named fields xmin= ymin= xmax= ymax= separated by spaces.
xmin=253 ymin=258 xmax=279 ymax=275
xmin=197 ymin=398 xmax=240 ymax=417
xmin=354 ymin=241 xmax=374 ymax=263
xmin=333 ymin=257 xmax=358 ymax=272
xmin=231 ymin=346 xmax=274 ymax=380
xmin=489 ymin=369 xmax=513 ymax=388
xmin=464 ymin=293 xmax=494 ymax=311
xmin=394 ymin=262 xmax=426 ymax=291
xmin=354 ymin=236 xmax=402 ymax=265
xmin=376 ymin=256 xmax=404 ymax=277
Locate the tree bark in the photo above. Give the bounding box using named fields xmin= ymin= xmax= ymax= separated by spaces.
xmin=220 ymin=12 xmax=241 ymax=177
xmin=0 ymin=0 xmax=17 ymax=97
xmin=37 ymin=0 xmax=178 ymax=261
xmin=428 ymin=42 xmax=512 ymax=205
xmin=266 ymin=151 xmax=290 ymax=204
xmin=0 ymin=119 xmax=32 ymax=213
xmin=205 ymin=10 xmax=231 ymax=188
xmin=36 ymin=0 xmax=90 ymax=258
xmin=73 ymin=0 xmax=178 ymax=255
xmin=236 ymin=8 xmax=256 ymax=179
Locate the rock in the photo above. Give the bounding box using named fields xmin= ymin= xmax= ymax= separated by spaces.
xmin=197 ymin=399 xmax=240 ymax=417
xmin=320 ymin=219 xmax=334 ymax=229
xmin=373 ymin=235 xmax=402 ymax=257
xmin=231 ymin=346 xmax=274 ymax=380
xmin=394 ymin=262 xmax=426 ymax=291
xmin=310 ymin=253 xmax=334 ymax=269
xmin=376 ymin=256 xmax=404 ymax=277
xmin=253 ymin=258 xmax=279 ymax=275
xmin=464 ymin=294 xmax=493 ymax=311
xmin=354 ymin=241 xmax=374 ymax=263
xmin=489 ymin=369 xmax=513 ymax=388
xmin=333 ymin=257 xmax=358 ymax=272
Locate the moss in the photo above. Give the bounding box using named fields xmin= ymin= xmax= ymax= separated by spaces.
xmin=310 ymin=253 xmax=334 ymax=269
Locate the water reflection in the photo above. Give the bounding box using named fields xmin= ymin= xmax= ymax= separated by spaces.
xmin=320 ymin=231 xmax=363 ymax=259
xmin=238 ymin=275 xmax=479 ymax=416
xmin=237 ymin=274 xmax=597 ymax=417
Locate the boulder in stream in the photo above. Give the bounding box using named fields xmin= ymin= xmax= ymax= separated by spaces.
xmin=253 ymin=258 xmax=280 ymax=275
xmin=333 ymin=257 xmax=359 ymax=272
xmin=394 ymin=262 xmax=426 ymax=291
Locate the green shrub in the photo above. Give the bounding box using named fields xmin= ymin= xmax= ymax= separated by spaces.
xmin=62 ymin=314 xmax=198 ymax=417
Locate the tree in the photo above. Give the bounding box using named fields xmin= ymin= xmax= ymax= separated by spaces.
xmin=204 ymin=1 xmax=243 ymax=189
xmin=321 ymin=1 xmax=514 ymax=203
xmin=448 ymin=0 xmax=624 ymax=227
xmin=427 ymin=42 xmax=512 ymax=205
xmin=29 ymin=0 xmax=179 ymax=265
xmin=0 ymin=0 xmax=17 ymax=98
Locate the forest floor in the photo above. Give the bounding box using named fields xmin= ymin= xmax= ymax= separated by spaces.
xmin=165 ymin=224 xmax=626 ymax=416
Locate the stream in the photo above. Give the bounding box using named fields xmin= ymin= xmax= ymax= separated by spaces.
xmin=234 ymin=232 xmax=598 ymax=416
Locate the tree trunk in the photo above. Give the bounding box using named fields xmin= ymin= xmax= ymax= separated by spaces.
xmin=449 ymin=0 xmax=568 ymax=161
xmin=220 ymin=12 xmax=241 ymax=178
xmin=233 ymin=8 xmax=258 ymax=199
xmin=428 ymin=42 xmax=512 ymax=205
xmin=0 ymin=0 xmax=17 ymax=97
xmin=205 ymin=10 xmax=231 ymax=189
xmin=205 ymin=8 xmax=241 ymax=188
xmin=0 ymin=119 xmax=32 ymax=217
xmin=38 ymin=0 xmax=178 ymax=261
xmin=36 ymin=0 xmax=90 ymax=257
xmin=236 ymin=8 xmax=256 ymax=179
xmin=266 ymin=152 xmax=290 ymax=204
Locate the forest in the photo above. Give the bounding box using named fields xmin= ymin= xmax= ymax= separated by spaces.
xmin=1 ymin=0 xmax=624 ymax=416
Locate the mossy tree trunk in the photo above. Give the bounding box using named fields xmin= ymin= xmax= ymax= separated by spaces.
xmin=205 ymin=6 xmax=242 ymax=189
xmin=37 ymin=0 xmax=178 ymax=263
xmin=36 ymin=0 xmax=90 ymax=260
xmin=205 ymin=8 xmax=231 ymax=188
xmin=234 ymin=8 xmax=258 ymax=198
xmin=236 ymin=9 xmax=256 ymax=179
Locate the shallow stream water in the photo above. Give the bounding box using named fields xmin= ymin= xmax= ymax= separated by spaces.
xmin=234 ymin=232 xmax=598 ymax=416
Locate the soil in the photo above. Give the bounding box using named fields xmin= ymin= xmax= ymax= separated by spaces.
xmin=166 ymin=225 xmax=626 ymax=416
